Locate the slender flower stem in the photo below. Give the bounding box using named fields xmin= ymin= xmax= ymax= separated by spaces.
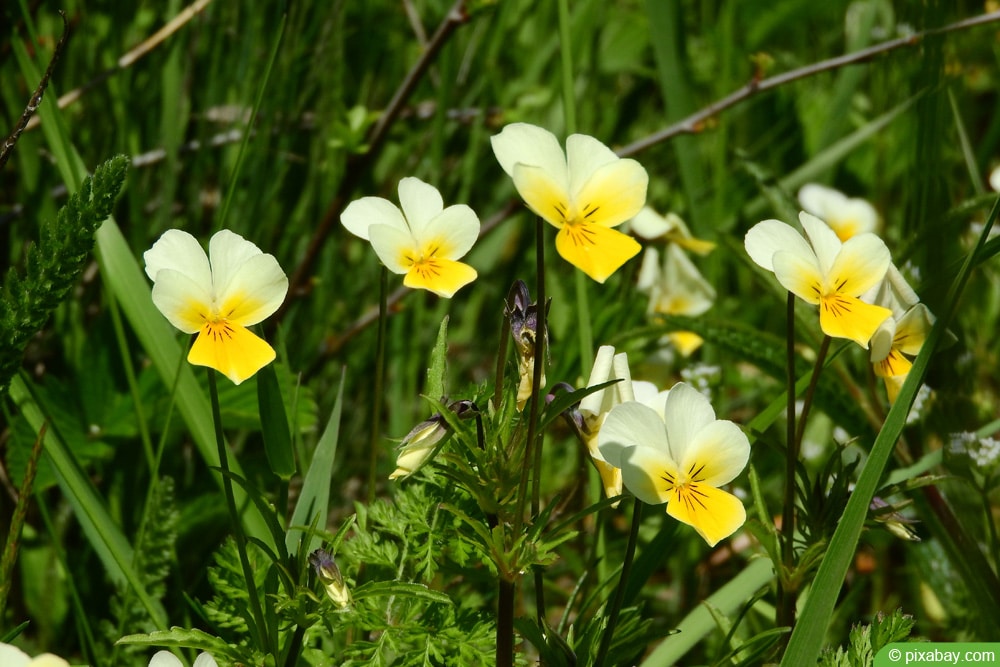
xmin=778 ymin=293 xmax=797 ymax=630
xmin=367 ymin=266 xmax=389 ymax=505
xmin=593 ymin=498 xmax=643 ymax=667
xmin=497 ymin=579 xmax=515 ymax=667
xmin=207 ymin=370 xmax=271 ymax=658
xmin=794 ymin=335 xmax=832 ymax=452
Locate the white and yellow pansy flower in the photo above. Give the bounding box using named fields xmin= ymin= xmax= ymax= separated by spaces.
xmin=490 ymin=123 xmax=648 ymax=283
xmin=745 ymin=211 xmax=892 ymax=348
xmin=340 ymin=177 xmax=480 ymax=298
xmin=0 ymin=643 xmax=70 ymax=667
xmin=628 ymin=207 xmax=716 ymax=255
xmin=144 ymin=229 xmax=288 ymax=385
xmin=637 ymin=244 xmax=716 ymax=357
xmin=798 ymin=183 xmax=878 ymax=241
xmin=148 ymin=651 xmax=218 ymax=667
xmin=598 ymin=382 xmax=750 ymax=547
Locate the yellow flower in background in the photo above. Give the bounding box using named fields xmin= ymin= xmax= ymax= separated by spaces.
xmin=798 ymin=183 xmax=878 ymax=241
xmin=745 ymin=212 xmax=892 ymax=348
xmin=0 ymin=644 xmax=69 ymax=667
xmin=340 ymin=177 xmax=479 ymax=298
xmin=598 ymin=382 xmax=750 ymax=547
xmin=637 ymin=245 xmax=716 ymax=357
xmin=144 ymin=230 xmax=288 ymax=385
xmin=628 ymin=207 xmax=716 ymax=255
xmin=491 ymin=123 xmax=648 ymax=283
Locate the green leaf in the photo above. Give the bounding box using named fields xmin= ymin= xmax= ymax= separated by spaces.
xmin=426 ymin=315 xmax=450 ymax=400
xmin=287 ymin=369 xmax=345 ymax=556
xmin=257 ymin=362 xmax=296 ymax=479
xmin=352 ymin=580 xmax=452 ymax=605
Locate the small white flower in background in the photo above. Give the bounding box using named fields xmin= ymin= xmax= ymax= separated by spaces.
xmin=637 ymin=245 xmax=716 ymax=357
xmin=798 ymin=183 xmax=878 ymax=241
xmin=0 ymin=643 xmax=69 ymax=667
xmin=628 ymin=207 xmax=715 ymax=255
xmin=148 ymin=651 xmax=217 ymax=667
xmin=989 ymin=165 xmax=1000 ymax=192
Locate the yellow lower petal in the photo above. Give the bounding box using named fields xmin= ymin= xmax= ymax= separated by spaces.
xmin=874 ymin=348 xmax=912 ymax=379
xmin=188 ymin=321 xmax=276 ymax=385
xmin=883 ymin=375 xmax=906 ymax=405
xmin=593 ymin=458 xmax=623 ymax=506
xmin=669 ymin=332 xmax=704 ymax=357
xmin=666 ymin=483 xmax=746 ymax=547
xmin=403 ymin=258 xmax=477 ymax=298
xmin=555 ymin=223 xmax=641 ymax=283
xmin=819 ymin=294 xmax=891 ymax=348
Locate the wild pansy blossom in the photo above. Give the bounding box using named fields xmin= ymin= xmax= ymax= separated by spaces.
xmin=144 ymin=230 xmax=288 ymax=385
xmin=574 ymin=346 xmax=662 ymax=503
xmin=598 ymin=382 xmax=750 ymax=547
xmin=745 ymin=211 xmax=892 ymax=348
xmin=629 ymin=207 xmax=715 ymax=255
xmin=149 ymin=651 xmax=218 ymax=667
xmin=637 ymin=244 xmax=716 ymax=357
xmin=0 ymin=643 xmax=69 ymax=667
xmin=340 ymin=177 xmax=479 ymax=298
xmin=798 ymin=183 xmax=878 ymax=242
xmin=867 ymin=265 xmax=934 ymax=403
xmin=490 ymin=123 xmax=648 ymax=283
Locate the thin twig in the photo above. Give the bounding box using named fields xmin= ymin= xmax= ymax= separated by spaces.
xmin=616 ymin=9 xmax=1000 ymax=158
xmin=282 ymin=1 xmax=469 ymax=310
xmin=23 ymin=0 xmax=213 ymax=132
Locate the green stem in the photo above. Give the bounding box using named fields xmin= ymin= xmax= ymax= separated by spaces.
xmin=794 ymin=335 xmax=832 ymax=452
xmin=778 ymin=293 xmax=796 ymax=630
xmin=207 ymin=370 xmax=271 ymax=657
xmin=107 ymin=290 xmax=155 ymax=473
xmin=367 ymin=266 xmax=389 ymax=505
xmin=594 ymin=498 xmax=643 ymax=667
xmin=497 ymin=578 xmax=515 ymax=667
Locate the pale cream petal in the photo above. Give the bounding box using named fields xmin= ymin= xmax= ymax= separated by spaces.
xmin=403 ymin=258 xmax=477 ymax=298
xmin=491 ymin=123 xmax=569 ymax=190
xmin=148 ymin=651 xmax=183 ymax=667
xmin=663 ymin=244 xmax=715 ymax=315
xmin=894 ymin=303 xmax=934 ymax=355
xmin=572 ymin=158 xmax=648 ymax=228
xmin=192 ymin=653 xmax=219 ymax=667
xmin=188 ymin=321 xmax=276 ymax=385
xmin=511 ymin=164 xmax=572 ymax=228
xmin=869 ymin=316 xmax=897 ymax=363
xmin=611 ymin=352 xmax=635 ymax=403
xmin=616 ymin=444 xmax=678 ymax=505
xmin=991 ymin=165 xmax=1000 ymax=193
xmin=636 ymin=247 xmax=660 ymax=292
xmin=215 ymin=253 xmax=288 ymax=326
xmin=565 ymin=133 xmax=621 ymax=196
xmin=144 ymin=229 xmax=212 ymax=286
xmin=744 ymin=219 xmax=812 ymax=272
xmin=631 ymin=382 xmax=664 ymax=410
xmin=829 ymin=197 xmax=878 ymax=240
xmin=798 ymin=183 xmax=846 ymax=220
xmin=208 ymin=229 xmax=264 ymax=300
xmin=150 ymin=269 xmax=212 ymax=333
xmin=826 ymin=233 xmax=890 ymax=297
xmin=554 ymin=223 xmax=641 ymax=283
xmin=799 ymin=211 xmax=842 ymax=275
xmin=368 ymin=223 xmax=416 ymax=274
xmin=579 ymin=345 xmax=617 ymax=416
xmin=30 ymin=655 xmax=70 ymax=667
xmin=397 ymin=176 xmax=444 ymax=230
xmin=677 ymin=419 xmax=750 ymax=487
xmin=340 ymin=196 xmax=408 ymax=241
xmin=667 ymin=484 xmax=746 ymax=547
xmin=661 ymin=383 xmax=717 ymax=462
xmin=628 ymin=207 xmax=676 ymax=240
xmin=0 ymin=644 xmax=33 ymax=667
xmin=771 ymin=250 xmax=824 ymax=305
xmin=598 ymin=401 xmax=670 ymax=468
xmin=411 ymin=204 xmax=480 ymax=260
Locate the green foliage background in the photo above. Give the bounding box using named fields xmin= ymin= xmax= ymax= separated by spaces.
xmin=2 ymin=0 xmax=1000 ymax=665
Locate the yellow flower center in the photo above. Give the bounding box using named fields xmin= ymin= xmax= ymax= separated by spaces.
xmin=402 ymin=243 xmax=447 ymax=280
xmin=662 ymin=462 xmax=711 ymax=513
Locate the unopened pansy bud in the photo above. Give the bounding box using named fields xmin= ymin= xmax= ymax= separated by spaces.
xmin=309 ymin=549 xmax=352 ymax=608
xmin=505 ymin=281 xmax=548 ymax=411
xmin=389 ymin=413 xmax=450 ymax=481
xmin=869 ymin=497 xmax=920 ymax=542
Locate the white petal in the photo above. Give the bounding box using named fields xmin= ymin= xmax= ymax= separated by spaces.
xmin=631 ymin=381 xmax=662 ymax=408
xmin=798 ymin=183 xmax=845 ymax=218
xmin=193 ymin=653 xmax=219 ymax=667
xmin=598 ymin=401 xmax=670 ymax=468
xmin=580 ymin=345 xmax=616 ymax=416
xmin=744 ymin=219 xmax=811 ymax=271
xmin=144 ymin=229 xmax=212 ymax=287
xmin=772 ymin=249 xmax=824 ymax=304
xmin=340 ymin=196 xmax=407 ymax=241
xmin=208 ymin=230 xmax=264 ymax=302
xmin=869 ymin=316 xmax=897 ymax=363
xmin=680 ymin=419 xmax=750 ymax=487
xmin=616 ymin=444 xmax=674 ymax=506
xmin=991 ymin=165 xmax=1000 ymax=192
xmin=148 ymin=651 xmax=183 ymax=667
xmin=368 ymin=223 xmax=415 ymax=275
xmin=397 ymin=177 xmax=444 ymax=231
xmin=636 ymin=247 xmax=660 ymax=292
xmin=629 ymin=207 xmax=676 ymax=240
xmin=0 ymin=644 xmax=32 ymax=667
xmin=799 ymin=211 xmax=842 ymax=275
xmin=411 ymin=204 xmax=480 ymax=260
xmin=661 ymin=383 xmax=716 ymax=461
xmin=150 ymin=269 xmax=212 ymax=333
xmin=490 ymin=123 xmax=568 ymax=191
xmin=216 ymin=253 xmax=288 ymax=326
xmin=662 ymin=244 xmax=715 ymax=316
xmin=565 ymin=133 xmax=621 ymax=197
xmin=826 ymin=233 xmax=891 ymax=297
xmin=611 ymin=352 xmax=635 ymax=402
